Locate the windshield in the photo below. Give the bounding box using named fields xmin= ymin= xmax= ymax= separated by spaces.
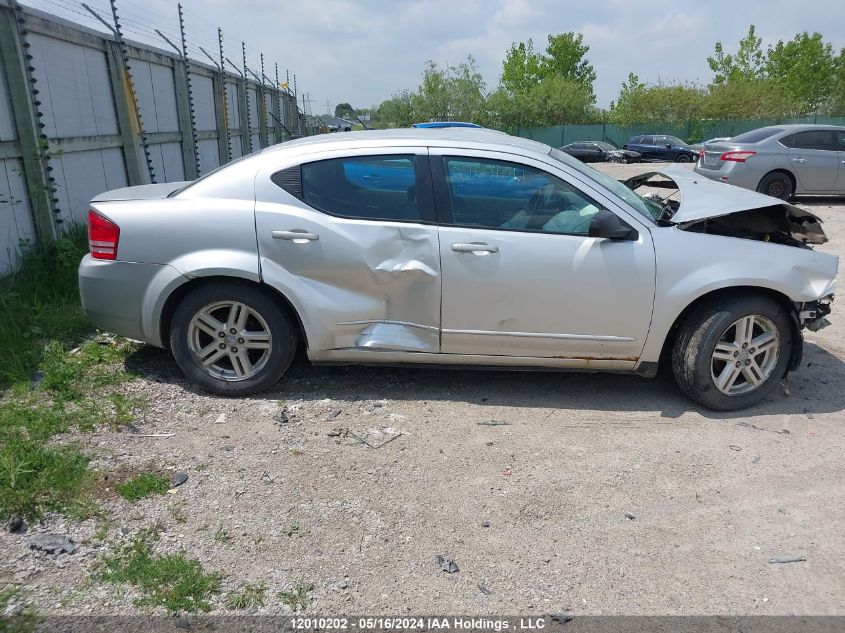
xmin=547 ymin=148 xmax=662 ymax=222
xmin=595 ymin=141 xmax=616 ymax=151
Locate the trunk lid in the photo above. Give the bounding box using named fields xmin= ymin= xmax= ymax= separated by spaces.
xmin=91 ymin=182 xmax=189 ymax=202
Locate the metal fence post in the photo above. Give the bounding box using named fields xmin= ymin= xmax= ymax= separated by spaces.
xmin=103 ymin=40 xmax=145 ymax=186
xmin=0 ymin=4 xmax=56 ymax=241
xmin=173 ymin=62 xmax=198 ymax=179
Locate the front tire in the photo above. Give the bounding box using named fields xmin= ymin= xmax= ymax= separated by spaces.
xmin=672 ymin=295 xmax=793 ymax=411
xmin=169 ymin=281 xmax=297 ymax=396
xmin=675 ymin=153 xmax=692 ymax=163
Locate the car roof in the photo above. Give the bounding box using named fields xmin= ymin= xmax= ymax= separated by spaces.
xmin=256 ymin=128 xmax=550 ymax=157
xmin=411 ymin=121 xmax=482 ymax=128
xmin=746 ymin=124 xmax=845 ymax=133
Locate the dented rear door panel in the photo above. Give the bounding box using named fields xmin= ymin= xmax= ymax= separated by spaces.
xmin=254 ymin=148 xmax=442 ymax=355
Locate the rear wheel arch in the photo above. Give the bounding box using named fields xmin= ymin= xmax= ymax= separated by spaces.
xmin=159 ymin=276 xmax=308 ymax=352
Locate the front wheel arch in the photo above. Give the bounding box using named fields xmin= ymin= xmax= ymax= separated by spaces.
xmin=159 ymin=276 xmax=309 ymax=352
xmin=657 ymin=286 xmax=798 ymax=369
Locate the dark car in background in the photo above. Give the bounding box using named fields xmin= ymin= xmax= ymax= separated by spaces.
xmin=558 ymin=141 xmax=640 ymax=164
xmin=623 ymin=134 xmax=698 ymax=162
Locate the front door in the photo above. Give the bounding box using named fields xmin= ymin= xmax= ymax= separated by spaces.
xmin=431 ymin=150 xmax=656 ymax=363
xmin=254 ymin=149 xmax=442 ymax=354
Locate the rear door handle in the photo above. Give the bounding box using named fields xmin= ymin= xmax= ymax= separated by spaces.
xmin=272 ymin=230 xmax=319 ymax=242
xmin=451 ymin=242 xmax=499 ymax=254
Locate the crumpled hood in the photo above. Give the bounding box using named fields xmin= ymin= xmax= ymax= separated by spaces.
xmin=91 ymin=181 xmax=189 ymax=202
xmin=624 ymin=165 xmax=827 ymax=244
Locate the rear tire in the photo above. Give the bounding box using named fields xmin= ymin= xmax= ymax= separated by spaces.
xmin=757 ymin=171 xmax=794 ymax=200
xmin=169 ymin=281 xmax=296 ymax=396
xmin=672 ymin=295 xmax=793 ymax=411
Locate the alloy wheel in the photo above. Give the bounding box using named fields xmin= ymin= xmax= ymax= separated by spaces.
xmin=710 ymin=314 xmax=780 ymax=395
xmin=187 ymin=300 xmax=272 ymax=381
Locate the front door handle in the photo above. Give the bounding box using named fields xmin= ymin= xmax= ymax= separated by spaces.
xmin=451 ymin=242 xmax=499 ymax=254
xmin=793 ymin=157 xmax=806 ymax=164
xmin=272 ymin=230 xmax=319 ymax=243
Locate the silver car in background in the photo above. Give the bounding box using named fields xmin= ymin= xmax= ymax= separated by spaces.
xmin=695 ymin=124 xmax=845 ymax=199
xmin=79 ymin=129 xmax=837 ymax=411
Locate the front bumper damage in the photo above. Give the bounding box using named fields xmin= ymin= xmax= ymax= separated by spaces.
xmin=799 ymin=295 xmax=834 ymax=332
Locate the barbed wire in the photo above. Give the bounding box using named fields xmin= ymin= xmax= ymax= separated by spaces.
xmin=21 ymin=0 xmax=279 ymax=79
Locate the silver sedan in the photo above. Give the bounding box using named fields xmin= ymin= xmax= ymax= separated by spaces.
xmin=79 ymin=129 xmax=837 ymax=410
xmin=695 ymin=124 xmax=845 ymax=199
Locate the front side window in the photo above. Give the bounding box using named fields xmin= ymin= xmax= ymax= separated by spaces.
xmin=442 ymin=156 xmax=601 ymax=236
xmin=299 ymin=155 xmax=420 ymax=221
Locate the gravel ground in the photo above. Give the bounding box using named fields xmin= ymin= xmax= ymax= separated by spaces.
xmin=2 ymin=162 xmax=844 ymax=616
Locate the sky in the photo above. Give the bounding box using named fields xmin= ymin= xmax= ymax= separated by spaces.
xmin=32 ymin=0 xmax=845 ymax=114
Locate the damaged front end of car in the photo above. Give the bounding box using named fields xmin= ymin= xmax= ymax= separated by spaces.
xmin=624 ymin=165 xmax=827 ymax=248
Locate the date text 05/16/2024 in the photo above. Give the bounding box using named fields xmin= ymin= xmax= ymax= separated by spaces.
xmin=289 ymin=617 xmax=549 ymax=631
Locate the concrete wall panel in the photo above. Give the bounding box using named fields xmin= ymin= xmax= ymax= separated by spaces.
xmin=131 ymin=59 xmax=179 ymax=134
xmin=28 ymin=33 xmax=117 ymax=138
xmin=0 ymin=158 xmax=35 ymax=273
xmin=0 ymin=56 xmax=16 ymax=142
xmin=52 ymin=147 xmax=127 ymax=225
xmin=192 ymin=74 xmax=216 ymax=131
xmin=197 ymin=138 xmax=220 ymax=174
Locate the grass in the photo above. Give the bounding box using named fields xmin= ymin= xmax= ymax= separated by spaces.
xmin=213 ymin=525 xmax=231 ymax=544
xmin=277 ymin=582 xmax=313 ymax=612
xmin=0 ymin=227 xmax=89 ymax=387
xmin=0 ymin=586 xmax=36 ymax=633
xmin=225 ymin=582 xmax=266 ymax=610
xmin=0 ymin=231 xmax=148 ymax=521
xmin=116 ymin=473 xmax=170 ymax=502
xmin=98 ymin=530 xmax=222 ymax=613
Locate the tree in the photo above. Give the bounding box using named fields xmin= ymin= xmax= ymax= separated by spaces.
xmin=609 ymin=74 xmax=704 ymax=125
xmin=541 ymin=32 xmax=596 ymax=94
xmin=708 ymin=25 xmax=765 ymax=86
xmin=501 ymin=40 xmax=543 ymax=95
xmin=375 ymin=90 xmax=414 ymax=128
xmin=765 ymin=32 xmax=838 ymax=114
xmin=334 ymin=102 xmax=355 ymax=119
xmin=411 ymin=56 xmax=487 ymax=123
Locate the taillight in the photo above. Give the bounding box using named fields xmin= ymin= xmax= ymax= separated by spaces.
xmin=88 ymin=210 xmax=120 ymax=260
xmin=720 ymin=150 xmax=756 ymax=162
xmin=699 ymin=149 xmax=704 ymax=160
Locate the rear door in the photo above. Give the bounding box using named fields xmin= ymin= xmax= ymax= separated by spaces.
xmin=783 ymin=130 xmax=840 ymax=191
xmin=638 ymin=136 xmax=658 ymax=160
xmin=430 ymin=149 xmax=656 ymax=364
xmin=254 ymin=149 xmax=442 ymax=354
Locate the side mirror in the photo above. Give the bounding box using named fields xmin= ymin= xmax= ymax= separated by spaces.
xmin=665 ymin=143 xmax=672 ymax=148
xmin=588 ymin=209 xmax=638 ymax=241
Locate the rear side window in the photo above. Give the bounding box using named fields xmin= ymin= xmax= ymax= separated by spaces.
xmin=294 ymin=155 xmax=421 ymax=222
xmin=640 ymin=136 xmax=654 ymax=145
xmin=731 ymin=128 xmax=784 ymax=143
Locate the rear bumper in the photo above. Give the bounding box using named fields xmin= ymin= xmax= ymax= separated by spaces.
xmin=694 ymin=162 xmax=761 ymax=190
xmin=78 ymin=255 xmax=185 ymax=347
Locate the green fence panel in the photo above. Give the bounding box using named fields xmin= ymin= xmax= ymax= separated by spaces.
xmin=514 ymin=116 xmax=845 ymax=148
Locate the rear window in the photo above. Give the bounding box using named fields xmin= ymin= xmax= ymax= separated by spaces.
xmin=730 ymin=128 xmax=784 ymax=144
